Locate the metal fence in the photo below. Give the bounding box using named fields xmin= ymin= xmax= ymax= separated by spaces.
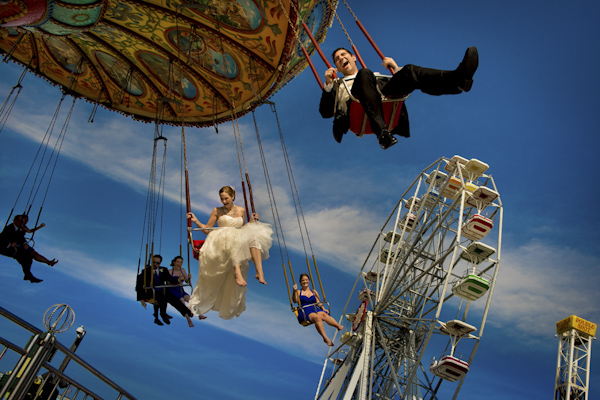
xmin=0 ymin=305 xmax=137 ymax=400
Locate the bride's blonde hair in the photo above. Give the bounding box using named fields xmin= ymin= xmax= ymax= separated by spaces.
xmin=219 ymin=185 xmax=236 ymax=200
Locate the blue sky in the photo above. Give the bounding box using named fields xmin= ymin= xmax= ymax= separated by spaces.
xmin=1 ymin=1 xmax=599 ymax=399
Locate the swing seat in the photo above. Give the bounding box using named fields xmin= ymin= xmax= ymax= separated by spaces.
xmin=464 ymin=182 xmax=478 ymax=196
xmin=364 ymin=270 xmax=381 ymax=282
xmin=330 ymin=357 xmax=345 ymax=366
xmin=295 ymin=308 xmax=313 ymax=327
xmin=295 ymin=301 xmax=330 ymax=327
xmin=348 ymin=99 xmax=405 ymax=136
xmin=0 ymin=247 xmax=17 ymax=259
xmin=341 ymin=75 xmax=408 ymax=137
xmin=463 ymin=158 xmax=489 ymax=181
xmin=192 ymin=240 xmax=205 ymax=260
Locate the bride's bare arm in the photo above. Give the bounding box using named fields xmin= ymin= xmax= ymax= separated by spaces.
xmin=187 ymin=209 xmax=219 ymax=234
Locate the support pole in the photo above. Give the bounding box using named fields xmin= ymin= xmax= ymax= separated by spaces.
xmin=242 ymin=181 xmax=250 ymax=222
xmin=353 ymin=19 xmax=395 ymax=74
xmin=301 ymin=22 xmax=333 ymax=70
xmin=182 ymin=124 xmax=193 ymax=274
xmin=340 ymin=0 xmax=395 ymax=73
xmin=300 ymin=45 xmax=324 ymax=90
xmin=53 ymin=326 xmax=86 ymax=389
xmin=245 ymin=172 xmax=256 ymax=215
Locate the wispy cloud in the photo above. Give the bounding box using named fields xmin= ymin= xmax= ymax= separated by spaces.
xmin=6 ymin=107 xmax=382 ymax=271
xmin=45 ymin=246 xmax=137 ymax=299
xmin=488 ymin=238 xmax=600 ymax=343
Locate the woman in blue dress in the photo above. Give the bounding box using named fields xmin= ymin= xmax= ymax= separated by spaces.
xmin=167 ymin=256 xmax=190 ymax=301
xmin=293 ymin=273 xmax=343 ymax=346
xmin=167 ymin=256 xmax=207 ymax=322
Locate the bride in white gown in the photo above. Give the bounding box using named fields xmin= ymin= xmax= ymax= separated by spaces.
xmin=186 ymin=186 xmax=273 ymax=319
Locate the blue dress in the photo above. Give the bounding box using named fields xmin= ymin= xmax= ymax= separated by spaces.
xmin=297 ymin=290 xmax=319 ymax=323
xmin=167 ymin=269 xmax=189 ymax=299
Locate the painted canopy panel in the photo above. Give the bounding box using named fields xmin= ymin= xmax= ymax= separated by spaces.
xmin=0 ymin=0 xmax=336 ymax=126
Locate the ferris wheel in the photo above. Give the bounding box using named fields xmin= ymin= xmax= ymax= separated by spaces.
xmin=315 ymin=155 xmax=503 ymax=400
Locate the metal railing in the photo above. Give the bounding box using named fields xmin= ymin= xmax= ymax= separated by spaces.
xmin=0 ymin=305 xmax=137 ymax=400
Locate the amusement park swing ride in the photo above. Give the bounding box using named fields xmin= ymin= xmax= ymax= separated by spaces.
xmin=0 ymin=0 xmax=509 ymax=399
xmin=0 ymin=0 xmax=340 ymax=300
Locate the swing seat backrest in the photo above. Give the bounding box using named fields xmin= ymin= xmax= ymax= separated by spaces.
xmin=192 ymin=240 xmax=205 ymax=260
xmin=349 ymin=98 xmax=404 ymax=137
xmin=340 ymin=74 xmax=408 ymax=137
xmin=294 ymin=308 xmax=313 ymax=327
xmin=294 ymin=301 xmax=331 ymax=327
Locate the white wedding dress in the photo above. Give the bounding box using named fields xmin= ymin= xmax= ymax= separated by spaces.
xmin=188 ymin=215 xmax=273 ymax=319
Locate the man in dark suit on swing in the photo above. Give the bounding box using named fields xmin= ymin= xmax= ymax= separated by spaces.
xmin=0 ymin=214 xmax=56 ymax=282
xmin=136 ymin=254 xmax=196 ymax=327
xmin=319 ymin=47 xmax=479 ymax=149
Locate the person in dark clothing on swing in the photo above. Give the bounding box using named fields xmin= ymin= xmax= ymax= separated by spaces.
xmin=0 ymin=214 xmax=57 ymax=283
xmin=136 ymin=254 xmax=196 ymax=327
xmin=319 ymin=47 xmax=479 ymax=149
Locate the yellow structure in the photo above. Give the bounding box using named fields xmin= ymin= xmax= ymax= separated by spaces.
xmin=554 ymin=315 xmax=596 ymax=400
xmin=556 ymin=315 xmax=597 ymax=337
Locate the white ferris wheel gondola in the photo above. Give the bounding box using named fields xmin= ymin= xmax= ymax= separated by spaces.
xmin=315 ymin=155 xmax=503 ymax=400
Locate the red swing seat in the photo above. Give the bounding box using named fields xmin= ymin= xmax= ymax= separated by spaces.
xmin=192 ymin=240 xmax=205 ymax=260
xmin=349 ymin=98 xmax=405 ymax=136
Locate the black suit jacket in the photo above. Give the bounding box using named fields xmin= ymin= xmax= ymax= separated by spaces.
xmin=0 ymin=223 xmax=25 ymax=257
xmin=318 ymin=81 xmax=339 ymax=119
xmin=319 ymin=80 xmax=356 ymax=143
xmin=135 ymin=266 xmax=179 ymax=302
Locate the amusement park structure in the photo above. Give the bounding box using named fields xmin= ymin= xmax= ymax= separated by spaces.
xmin=554 ymin=315 xmax=597 ymax=400
xmin=0 ymin=304 xmax=136 ymax=400
xmin=315 ymin=155 xmax=503 ymax=400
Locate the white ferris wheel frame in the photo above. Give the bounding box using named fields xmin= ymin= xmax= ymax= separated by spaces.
xmin=314 ymin=155 xmax=503 ymax=400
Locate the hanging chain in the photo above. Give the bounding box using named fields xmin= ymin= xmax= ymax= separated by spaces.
xmin=31 ymin=97 xmax=77 ymax=240
xmin=0 ymin=61 xmax=29 ymax=134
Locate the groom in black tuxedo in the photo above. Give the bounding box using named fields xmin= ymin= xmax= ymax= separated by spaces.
xmin=319 ymin=47 xmax=479 ymax=149
xmin=136 ymin=254 xmax=194 ymax=326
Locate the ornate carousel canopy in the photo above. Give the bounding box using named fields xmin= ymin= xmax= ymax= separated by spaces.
xmin=0 ymin=0 xmax=336 ymax=126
